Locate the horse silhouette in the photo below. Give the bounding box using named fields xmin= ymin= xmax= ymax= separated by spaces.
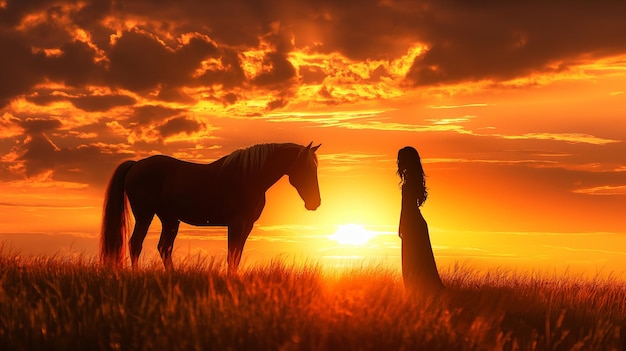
xmin=100 ymin=142 xmax=321 ymax=271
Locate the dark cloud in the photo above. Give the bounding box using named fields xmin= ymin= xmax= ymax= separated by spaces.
xmin=266 ymin=98 xmax=288 ymax=111
xmin=0 ymin=0 xmax=54 ymax=28
xmin=19 ymin=118 xmax=62 ymax=134
xmin=69 ymin=0 xmax=111 ymax=29
xmin=17 ymin=134 xmax=58 ymax=177
xmin=68 ymin=1 xmax=115 ymax=50
xmin=316 ymin=85 xmax=344 ymax=106
xmin=252 ymin=52 xmax=297 ymax=89
xmin=293 ymin=0 xmax=421 ymax=61
xmin=156 ymin=86 xmax=196 ymax=104
xmin=1 ymin=114 xmax=126 ymax=184
xmin=299 ymin=65 xmax=326 ymax=85
xmin=17 ymin=136 xmax=132 ymax=184
xmin=157 ymin=116 xmax=202 ymax=138
xmin=24 ymin=89 xmax=136 ymax=111
xmin=0 ymin=30 xmax=47 ymax=107
xmin=195 ymin=50 xmax=246 ymax=89
xmin=26 ymin=92 xmax=67 ymax=106
xmin=107 ymin=29 xmax=220 ymax=92
xmin=17 ymin=7 xmax=75 ymax=48
xmin=70 ymin=94 xmax=136 ymax=112
xmin=370 ymin=65 xmax=391 ymax=82
xmin=262 ymin=28 xmax=295 ymax=54
xmin=112 ymin=0 xmax=265 ymax=48
xmin=45 ymin=40 xmax=105 ymax=87
xmin=128 ymin=105 xmax=182 ymax=125
xmin=5 ymin=120 xmax=130 ymax=184
xmin=107 ymin=29 xmax=186 ymax=91
xmin=405 ymin=1 xmax=626 ymax=86
xmin=221 ymin=92 xmax=238 ymax=105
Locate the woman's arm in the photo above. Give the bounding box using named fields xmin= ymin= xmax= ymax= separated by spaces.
xmin=399 ymin=185 xmax=409 ymax=238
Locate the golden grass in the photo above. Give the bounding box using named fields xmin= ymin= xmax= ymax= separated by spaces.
xmin=0 ymin=250 xmax=624 ymax=350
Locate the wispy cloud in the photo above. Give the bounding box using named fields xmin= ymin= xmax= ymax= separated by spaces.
xmin=572 ymin=185 xmax=626 ymax=196
xmin=256 ymin=224 xmax=327 ymax=235
xmin=266 ymin=110 xmax=619 ymax=147
xmin=425 ymin=157 xmax=559 ymax=167
xmin=3 ymin=171 xmax=89 ymax=189
xmin=265 ymin=109 xmax=467 ymax=133
xmin=335 ymin=120 xmax=463 ymax=133
xmin=541 ymin=244 xmax=626 ymax=256
xmin=532 ymin=162 xmax=626 ymax=173
xmin=499 ymin=132 xmax=619 ymax=145
xmin=264 ymin=109 xmax=389 ymax=124
xmin=319 ymin=153 xmax=390 ymax=172
xmin=0 ymin=202 xmax=95 ymax=210
xmin=426 ymin=115 xmax=476 ymax=125
xmin=426 ymin=103 xmax=488 ymax=109
xmin=448 ymin=230 xmax=623 ymax=237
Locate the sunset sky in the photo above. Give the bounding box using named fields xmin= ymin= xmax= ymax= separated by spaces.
xmin=1 ymin=0 xmax=625 ymax=274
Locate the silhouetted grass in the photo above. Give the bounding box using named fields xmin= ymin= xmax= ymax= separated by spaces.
xmin=0 ymin=250 xmax=624 ymax=350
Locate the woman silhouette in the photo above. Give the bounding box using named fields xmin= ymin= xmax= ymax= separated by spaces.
xmin=397 ymin=146 xmax=444 ymax=293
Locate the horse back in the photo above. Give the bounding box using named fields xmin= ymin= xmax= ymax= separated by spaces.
xmin=124 ymin=155 xmax=213 ymax=209
xmin=123 ymin=155 xmax=262 ymax=225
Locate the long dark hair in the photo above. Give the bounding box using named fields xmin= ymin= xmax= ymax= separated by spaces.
xmin=397 ymin=146 xmax=428 ymax=206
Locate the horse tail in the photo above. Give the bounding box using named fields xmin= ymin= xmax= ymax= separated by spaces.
xmin=100 ymin=160 xmax=136 ymax=266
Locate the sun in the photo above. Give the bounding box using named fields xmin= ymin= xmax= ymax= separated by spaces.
xmin=328 ymin=224 xmax=376 ymax=246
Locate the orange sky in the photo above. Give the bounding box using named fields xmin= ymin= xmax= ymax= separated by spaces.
xmin=1 ymin=0 xmax=625 ymax=275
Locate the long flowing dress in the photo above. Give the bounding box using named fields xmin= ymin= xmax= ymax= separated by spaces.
xmin=400 ymin=182 xmax=444 ymax=293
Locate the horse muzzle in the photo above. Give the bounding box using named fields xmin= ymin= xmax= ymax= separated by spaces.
xmin=305 ymin=199 xmax=321 ymax=211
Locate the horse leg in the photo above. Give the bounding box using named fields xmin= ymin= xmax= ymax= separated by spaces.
xmin=157 ymin=218 xmax=180 ymax=270
xmin=129 ymin=214 xmax=154 ymax=269
xmin=227 ymin=220 xmax=254 ymax=273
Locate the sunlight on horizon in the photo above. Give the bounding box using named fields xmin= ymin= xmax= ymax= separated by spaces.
xmin=328 ymin=224 xmax=377 ymax=246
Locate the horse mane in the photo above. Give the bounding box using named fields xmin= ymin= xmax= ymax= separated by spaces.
xmin=221 ymin=143 xmax=300 ymax=176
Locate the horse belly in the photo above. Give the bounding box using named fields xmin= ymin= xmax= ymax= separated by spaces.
xmin=176 ymin=192 xmax=262 ymax=227
xmin=170 ymin=188 xmax=236 ymax=227
xmin=179 ymin=213 xmax=228 ymax=227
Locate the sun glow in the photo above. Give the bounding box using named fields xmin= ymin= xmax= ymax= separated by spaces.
xmin=328 ymin=224 xmax=377 ymax=246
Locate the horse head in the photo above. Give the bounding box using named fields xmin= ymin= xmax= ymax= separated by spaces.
xmin=288 ymin=142 xmax=321 ymax=211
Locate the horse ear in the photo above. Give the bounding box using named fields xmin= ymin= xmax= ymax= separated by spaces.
xmin=305 ymin=142 xmax=313 ymax=149
xmin=311 ymin=143 xmax=321 ymax=152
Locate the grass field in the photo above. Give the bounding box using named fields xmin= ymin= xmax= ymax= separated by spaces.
xmin=0 ymin=250 xmax=624 ymax=351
